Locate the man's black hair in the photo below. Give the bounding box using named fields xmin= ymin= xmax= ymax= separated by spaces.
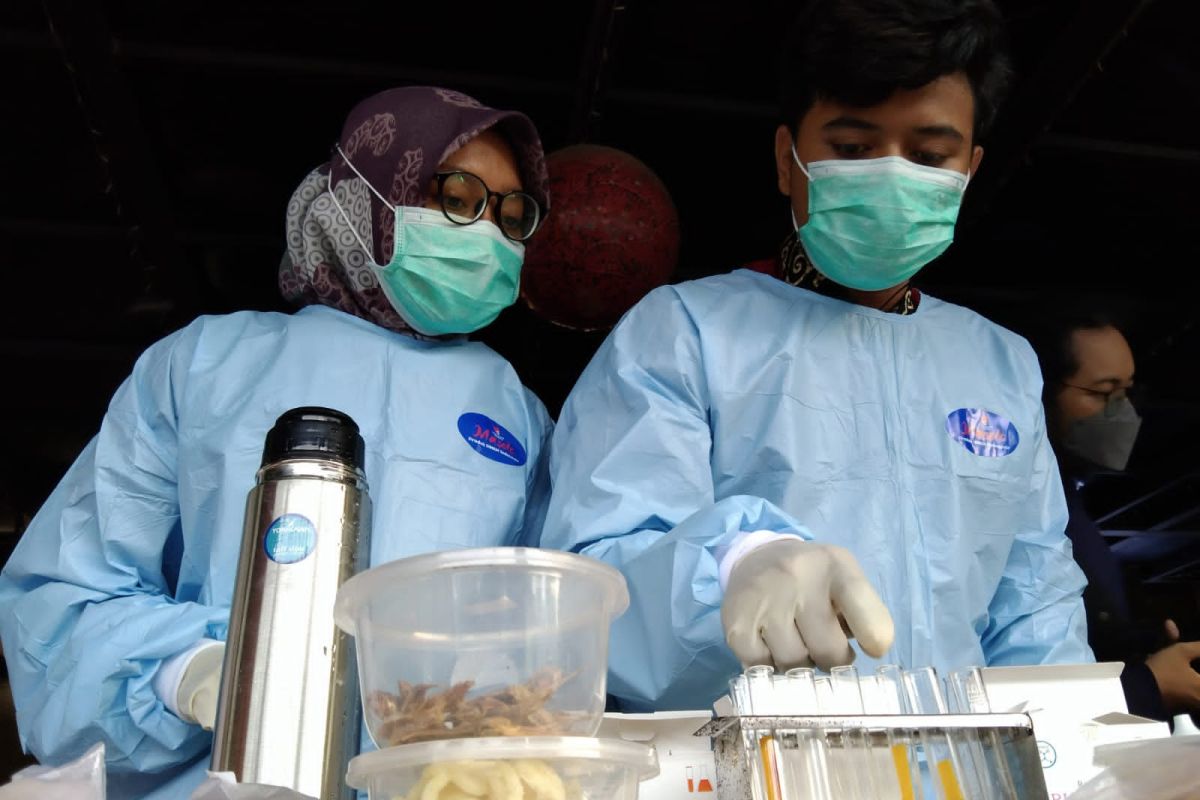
xmin=1025 ymin=308 xmax=1123 ymax=394
xmin=779 ymin=0 xmax=1013 ymax=140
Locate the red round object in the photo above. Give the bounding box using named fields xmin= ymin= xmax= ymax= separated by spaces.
xmin=521 ymin=145 xmax=680 ymax=331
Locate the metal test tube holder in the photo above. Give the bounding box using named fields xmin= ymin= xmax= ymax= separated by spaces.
xmin=696 ymin=713 xmax=1049 ymax=800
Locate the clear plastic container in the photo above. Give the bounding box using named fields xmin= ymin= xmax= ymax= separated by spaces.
xmin=345 ymin=737 xmax=659 ymax=800
xmin=334 ymin=548 xmax=630 ymax=747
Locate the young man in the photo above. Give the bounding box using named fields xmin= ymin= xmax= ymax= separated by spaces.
xmin=543 ymin=0 xmax=1093 ymax=710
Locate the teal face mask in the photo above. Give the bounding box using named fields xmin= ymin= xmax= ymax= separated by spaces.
xmin=791 ymin=146 xmax=968 ymax=291
xmin=331 ymin=150 xmax=523 ymax=336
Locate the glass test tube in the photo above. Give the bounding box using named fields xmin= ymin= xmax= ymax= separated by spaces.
xmin=854 ymin=672 xmax=905 ymax=798
xmin=746 ymin=666 xmax=782 ymax=800
xmin=778 ymin=668 xmax=833 ymax=800
xmin=834 ymin=666 xmax=882 ymax=799
xmin=746 ymin=665 xmax=777 ymax=714
xmin=780 ymin=667 xmax=819 ymax=715
xmin=730 ymin=674 xmax=766 ymax=800
xmin=876 ymin=665 xmax=921 ymax=800
xmin=904 ymin=667 xmax=964 ymax=800
xmin=947 ymin=667 xmax=1016 ymax=800
xmin=730 ymin=674 xmax=751 ymax=716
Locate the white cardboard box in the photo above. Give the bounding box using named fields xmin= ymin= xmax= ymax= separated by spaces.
xmin=980 ymin=662 xmax=1170 ymax=799
xmin=599 ymin=712 xmax=716 ymax=800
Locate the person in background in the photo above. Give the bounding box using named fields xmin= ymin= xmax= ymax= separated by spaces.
xmin=1030 ymin=309 xmax=1200 ymax=721
xmin=542 ymin=0 xmax=1092 ymax=712
xmin=0 ymin=86 xmax=554 ymax=800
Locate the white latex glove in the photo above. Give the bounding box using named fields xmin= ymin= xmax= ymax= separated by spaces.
xmin=721 ymin=538 xmax=895 ymax=671
xmin=176 ymin=642 xmax=226 ymax=731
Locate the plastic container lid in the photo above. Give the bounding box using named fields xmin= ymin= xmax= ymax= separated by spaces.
xmin=345 ymin=736 xmax=660 ymax=789
xmin=333 ymin=547 xmax=630 ymax=637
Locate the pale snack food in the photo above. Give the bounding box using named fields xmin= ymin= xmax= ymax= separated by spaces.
xmin=345 ymin=737 xmax=658 ymax=800
xmin=401 ymin=758 xmax=579 ymax=800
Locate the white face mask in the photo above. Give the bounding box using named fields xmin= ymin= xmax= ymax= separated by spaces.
xmin=1062 ymin=396 xmax=1142 ymax=472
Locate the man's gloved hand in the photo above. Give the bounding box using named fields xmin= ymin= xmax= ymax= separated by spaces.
xmin=176 ymin=641 xmax=226 ymax=731
xmin=721 ymin=538 xmax=895 ymax=671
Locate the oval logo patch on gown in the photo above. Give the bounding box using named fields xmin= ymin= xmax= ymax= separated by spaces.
xmin=457 ymin=413 xmax=528 ymax=466
xmin=946 ymin=408 xmax=1020 ymax=457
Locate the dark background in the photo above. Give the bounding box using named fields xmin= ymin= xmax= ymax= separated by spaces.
xmin=1 ymin=0 xmax=1198 ymax=771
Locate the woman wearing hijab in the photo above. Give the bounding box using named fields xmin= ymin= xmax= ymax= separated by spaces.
xmin=0 ymin=86 xmax=553 ymax=800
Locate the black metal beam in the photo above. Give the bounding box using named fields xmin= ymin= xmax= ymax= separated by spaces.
xmin=1148 ymin=504 xmax=1200 ymax=534
xmin=569 ymin=0 xmax=627 ymax=142
xmin=1094 ymin=472 xmax=1198 ymax=526
xmin=1100 ymin=529 xmax=1174 ymax=539
xmin=1035 ymin=133 xmax=1200 ymax=164
xmin=608 ymin=88 xmax=775 ymax=119
xmin=118 ymin=39 xmax=572 ymax=98
xmin=0 ymin=338 xmax=139 ymax=363
xmin=961 ymin=0 xmax=1157 ymax=225
xmin=1145 ymin=558 xmax=1200 ymax=584
xmin=0 ymin=216 xmax=279 ymax=249
xmin=1110 ymin=530 xmax=1200 ymax=556
xmin=39 ymin=0 xmax=193 ymax=325
xmin=1 ymin=28 xmax=774 ymax=119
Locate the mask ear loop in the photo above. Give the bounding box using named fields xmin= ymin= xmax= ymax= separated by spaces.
xmin=789 ymin=142 xmax=812 ymax=233
xmin=328 ymin=144 xmax=400 ymax=259
xmin=789 ymin=142 xmax=812 ymax=180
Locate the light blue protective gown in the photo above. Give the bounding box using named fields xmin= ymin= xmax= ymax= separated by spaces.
xmin=0 ymin=305 xmax=552 ymax=799
xmin=543 ymin=270 xmax=1092 ymax=711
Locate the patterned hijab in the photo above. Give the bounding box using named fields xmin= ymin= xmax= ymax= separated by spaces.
xmin=280 ymin=86 xmax=549 ymax=333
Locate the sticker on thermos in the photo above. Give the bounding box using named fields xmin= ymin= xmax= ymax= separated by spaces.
xmin=264 ymin=513 xmax=317 ymax=564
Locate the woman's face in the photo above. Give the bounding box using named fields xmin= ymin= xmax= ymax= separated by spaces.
xmin=425 ymin=129 xmax=522 ymax=228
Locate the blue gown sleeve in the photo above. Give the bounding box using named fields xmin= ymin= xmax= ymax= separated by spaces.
xmin=516 ymin=396 xmax=554 ymax=548
xmin=982 ymin=396 xmax=1094 ymax=666
xmin=0 ymin=323 xmax=228 ymax=773
xmin=542 ymin=287 xmax=808 ymax=710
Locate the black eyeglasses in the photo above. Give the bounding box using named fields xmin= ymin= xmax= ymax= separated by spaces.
xmin=433 ymin=171 xmax=542 ymax=242
xmin=1061 ymin=382 xmax=1143 ymax=407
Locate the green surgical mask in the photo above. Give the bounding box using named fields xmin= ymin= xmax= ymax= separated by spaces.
xmin=331 ymin=151 xmax=523 ymax=336
xmin=791 ymin=146 xmax=968 ymax=291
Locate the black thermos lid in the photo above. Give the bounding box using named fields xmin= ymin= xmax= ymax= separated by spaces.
xmin=261 ymin=407 xmax=365 ymax=469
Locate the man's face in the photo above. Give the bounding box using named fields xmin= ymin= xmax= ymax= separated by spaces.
xmin=774 ymin=72 xmax=986 ymax=227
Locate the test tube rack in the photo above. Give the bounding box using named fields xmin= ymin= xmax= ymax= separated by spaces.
xmin=696 ymin=713 xmax=1049 ymax=800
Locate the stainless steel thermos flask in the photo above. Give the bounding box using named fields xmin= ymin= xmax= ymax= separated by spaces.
xmin=211 ymin=407 xmax=371 ymax=799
